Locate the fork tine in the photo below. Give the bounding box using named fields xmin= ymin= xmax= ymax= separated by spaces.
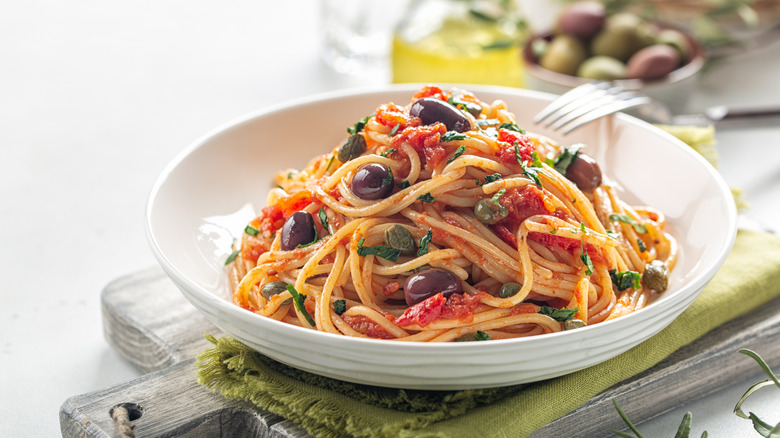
xmin=533 ymin=82 xmax=609 ymax=124
xmin=550 ymin=90 xmax=637 ymax=130
xmin=558 ymin=95 xmax=651 ymax=134
xmin=539 ymin=90 xmax=613 ymax=127
xmin=534 ymin=81 xmax=651 ymax=135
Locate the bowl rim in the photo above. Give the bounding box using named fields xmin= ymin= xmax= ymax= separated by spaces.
xmin=144 ymin=83 xmax=737 ymax=354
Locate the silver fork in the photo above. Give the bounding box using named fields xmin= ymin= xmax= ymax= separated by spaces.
xmin=533 ymin=82 xmax=651 ymax=134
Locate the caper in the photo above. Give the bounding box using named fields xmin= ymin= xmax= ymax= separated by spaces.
xmin=383 ymin=224 xmax=416 ymax=256
xmin=499 ymin=282 xmax=522 ymax=298
xmin=564 ymin=318 xmax=587 ymax=330
xmin=337 ymin=134 xmax=366 ymax=162
xmin=474 ymin=198 xmax=509 ymax=225
xmin=454 ymin=333 xmax=479 ymax=342
xmin=643 ymin=260 xmax=669 ymax=292
xmin=261 ymin=281 xmax=292 ymax=305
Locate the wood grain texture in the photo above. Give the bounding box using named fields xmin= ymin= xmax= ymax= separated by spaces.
xmin=60 ymin=267 xmax=780 ymax=437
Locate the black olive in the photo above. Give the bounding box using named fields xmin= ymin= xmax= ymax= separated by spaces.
xmin=403 ymin=269 xmax=462 ymax=306
xmin=409 ymin=97 xmax=471 ymax=133
xmin=351 ymin=163 xmax=394 ymax=200
xmin=565 ymin=153 xmax=602 ymax=192
xmin=280 ymin=211 xmax=317 ymax=251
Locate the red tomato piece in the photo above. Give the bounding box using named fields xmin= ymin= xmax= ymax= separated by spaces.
xmin=342 ymin=315 xmax=395 ymax=339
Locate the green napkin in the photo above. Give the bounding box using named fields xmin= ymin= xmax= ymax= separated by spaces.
xmin=197 ymin=229 xmax=780 ymax=438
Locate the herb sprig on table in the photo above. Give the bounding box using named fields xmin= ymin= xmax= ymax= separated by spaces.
xmin=610 ymin=349 xmax=780 ymax=437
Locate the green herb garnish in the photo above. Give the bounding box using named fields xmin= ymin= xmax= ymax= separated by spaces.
xmin=380 ymin=148 xmax=397 ymax=157
xmin=441 ymin=131 xmax=468 ymax=142
xmin=539 ymin=306 xmax=578 ymax=321
xmin=447 ymin=145 xmax=466 ymax=164
xmin=474 ymin=331 xmax=491 ymax=341
xmin=580 ymin=241 xmax=594 ymax=276
xmin=318 ymin=207 xmax=328 ymax=231
xmin=476 ymin=173 xmax=502 ymax=186
xmin=553 ymin=144 xmax=583 ymax=174
xmin=477 ymin=118 xmax=500 ymax=127
xmin=417 ymin=193 xmax=436 ymax=203
xmin=609 ymin=213 xmax=648 ymax=234
xmin=333 ymin=299 xmax=347 ymax=316
xmin=244 ymin=225 xmax=260 ymax=236
xmin=324 ymin=154 xmax=335 ymax=173
xmin=609 ymin=269 xmax=642 ymax=291
xmin=389 ymin=123 xmax=401 ymax=136
xmin=224 ymin=249 xmax=239 ymax=265
xmin=397 ymin=180 xmax=410 ymax=189
xmin=499 ymin=122 xmax=525 ymax=133
xmin=286 ymin=285 xmax=316 ymax=326
xmin=347 ymin=114 xmax=373 ymax=134
xmin=637 ymin=238 xmax=647 ymax=253
xmin=357 ymin=238 xmax=401 ymax=262
xmin=491 ymin=188 xmax=506 ymax=205
xmin=417 ymin=229 xmax=433 ymax=257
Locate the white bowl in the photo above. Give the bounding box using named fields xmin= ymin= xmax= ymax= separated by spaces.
xmin=146 ymin=84 xmax=736 ymax=390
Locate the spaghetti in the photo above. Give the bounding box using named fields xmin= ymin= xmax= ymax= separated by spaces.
xmin=227 ymin=85 xmax=677 ymax=342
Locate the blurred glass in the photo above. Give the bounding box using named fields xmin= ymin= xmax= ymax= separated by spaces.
xmin=320 ymin=0 xmax=411 ymax=76
xmin=391 ymin=0 xmax=527 ymax=87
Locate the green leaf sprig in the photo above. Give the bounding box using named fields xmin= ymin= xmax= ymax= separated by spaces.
xmin=286 ymin=285 xmax=316 ymax=327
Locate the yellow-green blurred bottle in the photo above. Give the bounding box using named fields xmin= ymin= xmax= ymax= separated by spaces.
xmin=392 ymin=0 xmax=525 ymax=87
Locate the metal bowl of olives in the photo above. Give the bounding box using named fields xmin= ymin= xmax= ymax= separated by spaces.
xmin=146 ymin=83 xmax=736 ymax=390
xmin=522 ymin=2 xmax=705 ymax=114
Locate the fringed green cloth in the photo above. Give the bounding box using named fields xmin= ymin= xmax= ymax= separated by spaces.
xmin=197 ymin=229 xmax=780 ymax=438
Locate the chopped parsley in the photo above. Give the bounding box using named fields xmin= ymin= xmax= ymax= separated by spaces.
xmin=580 ymin=241 xmax=594 ymax=276
xmin=499 ymin=122 xmax=525 ymax=133
xmin=539 ymin=306 xmax=578 ymax=321
xmin=333 ymin=299 xmax=347 ymax=316
xmin=637 ymin=238 xmax=647 ymax=253
xmin=224 ymin=249 xmax=239 ymax=265
xmin=347 ymin=114 xmax=373 ymax=134
xmin=389 ymin=123 xmax=401 ymax=136
xmin=417 ymin=193 xmax=436 ymax=203
xmin=609 ymin=269 xmax=642 ymax=291
xmin=553 ymin=144 xmax=583 ymax=174
xmin=550 ymin=228 xmax=558 ymax=234
xmin=286 ymin=285 xmax=316 ymax=326
xmin=287 ymin=170 xmax=296 ymax=179
xmin=609 ymin=213 xmax=648 ymax=234
xmin=417 ymin=229 xmax=433 ymax=257
xmin=318 ymin=207 xmax=328 ymax=231
xmin=397 ymin=180 xmax=411 ymax=189
xmin=516 ymin=143 xmax=543 ymax=188
xmin=476 ymin=173 xmax=503 ymax=186
xmin=357 ymin=238 xmax=401 ymax=262
xmin=244 ymin=225 xmax=260 ymax=236
xmin=441 ymin=131 xmax=468 ymax=142
xmin=446 ymin=145 xmax=466 ymax=164
xmin=380 ymin=148 xmax=397 ymax=157
xmin=323 ymin=154 xmax=335 ymax=173
xmin=474 ymin=331 xmax=491 ymax=341
xmin=491 ymin=188 xmax=506 ymax=205
xmin=530 ymin=151 xmax=544 ymax=167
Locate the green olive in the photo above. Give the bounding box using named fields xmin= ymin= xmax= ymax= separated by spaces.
xmin=499 ymin=282 xmax=522 ymax=298
xmin=643 ymin=260 xmax=669 ymax=292
xmin=262 ymin=281 xmax=292 ymax=305
xmin=656 ymin=29 xmax=691 ymax=60
xmin=474 ymin=198 xmax=509 ymax=225
xmin=539 ymin=34 xmax=588 ymax=76
xmin=383 ymin=224 xmax=416 ymax=256
xmin=337 ymin=134 xmax=366 ymax=162
xmin=564 ymin=318 xmax=587 ymax=330
xmin=576 ymin=56 xmax=626 ymax=80
xmin=590 ymin=13 xmax=653 ymax=61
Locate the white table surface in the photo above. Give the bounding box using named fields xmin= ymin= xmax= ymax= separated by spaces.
xmin=2 ymin=1 xmax=779 ymax=437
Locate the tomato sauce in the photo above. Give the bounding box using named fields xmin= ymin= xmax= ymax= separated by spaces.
xmin=395 ymin=292 xmax=486 ymax=328
xmin=342 ymin=315 xmax=395 ymax=339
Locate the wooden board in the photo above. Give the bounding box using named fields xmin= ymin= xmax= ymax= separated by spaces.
xmin=60 ymin=267 xmax=780 ymax=437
